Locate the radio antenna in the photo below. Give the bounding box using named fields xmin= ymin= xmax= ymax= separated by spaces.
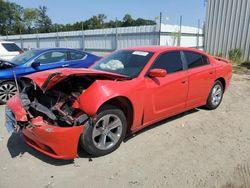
xmin=13 ymin=71 xmax=20 ymax=94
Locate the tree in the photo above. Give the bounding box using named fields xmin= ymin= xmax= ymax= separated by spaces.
xmin=85 ymin=14 xmax=107 ymax=29
xmin=122 ymin=14 xmax=134 ymax=27
xmin=98 ymin=14 xmax=107 ymax=28
xmin=0 ymin=1 xmax=24 ymax=35
xmin=134 ymin=18 xmax=156 ymax=26
xmin=36 ymin=6 xmax=52 ymax=33
xmin=0 ymin=0 xmax=156 ymax=35
xmin=23 ymin=8 xmax=38 ymax=33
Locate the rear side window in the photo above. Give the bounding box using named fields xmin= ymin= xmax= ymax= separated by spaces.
xmin=151 ymin=51 xmax=183 ymax=74
xmin=183 ymin=51 xmax=209 ymax=69
xmin=1 ymin=43 xmax=22 ymax=52
xmin=70 ymin=51 xmax=86 ymax=60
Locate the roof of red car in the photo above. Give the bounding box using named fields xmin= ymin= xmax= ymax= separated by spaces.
xmin=124 ymin=46 xmax=205 ymax=54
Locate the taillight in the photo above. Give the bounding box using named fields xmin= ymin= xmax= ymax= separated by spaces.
xmin=19 ymin=51 xmax=23 ymax=54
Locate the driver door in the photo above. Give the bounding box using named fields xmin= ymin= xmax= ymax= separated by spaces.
xmin=143 ymin=51 xmax=188 ymax=125
xmin=25 ymin=50 xmax=68 ymax=74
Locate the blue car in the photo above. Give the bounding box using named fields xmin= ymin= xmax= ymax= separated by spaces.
xmin=0 ymin=48 xmax=101 ymax=104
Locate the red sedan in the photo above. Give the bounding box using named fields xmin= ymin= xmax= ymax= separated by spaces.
xmin=5 ymin=46 xmax=232 ymax=159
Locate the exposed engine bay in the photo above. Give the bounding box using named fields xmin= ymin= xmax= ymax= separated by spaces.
xmin=19 ymin=75 xmax=100 ymax=127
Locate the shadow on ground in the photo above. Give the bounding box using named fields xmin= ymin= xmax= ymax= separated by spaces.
xmin=124 ymin=108 xmax=199 ymax=142
xmin=240 ymin=62 xmax=250 ymax=69
xmin=7 ymin=108 xmax=200 ymax=165
xmin=7 ymin=133 xmax=74 ymax=166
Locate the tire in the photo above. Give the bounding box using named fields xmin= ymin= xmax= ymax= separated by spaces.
xmin=0 ymin=81 xmax=18 ymax=105
xmin=80 ymin=105 xmax=127 ymax=156
xmin=205 ymin=80 xmax=224 ymax=110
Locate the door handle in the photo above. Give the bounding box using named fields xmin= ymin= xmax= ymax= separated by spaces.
xmin=181 ymin=80 xmax=187 ymax=84
xmin=62 ymin=64 xmax=70 ymax=67
xmin=209 ymin=71 xmax=214 ymax=75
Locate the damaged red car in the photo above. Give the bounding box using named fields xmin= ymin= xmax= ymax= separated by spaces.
xmin=5 ymin=46 xmax=232 ymax=159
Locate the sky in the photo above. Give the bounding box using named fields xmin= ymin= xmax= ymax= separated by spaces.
xmin=12 ymin=0 xmax=206 ymax=27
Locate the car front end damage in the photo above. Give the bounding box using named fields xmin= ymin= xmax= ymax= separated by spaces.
xmin=5 ymin=78 xmax=90 ymax=159
xmin=7 ymin=100 xmax=85 ymax=159
xmin=5 ymin=69 xmax=128 ymax=159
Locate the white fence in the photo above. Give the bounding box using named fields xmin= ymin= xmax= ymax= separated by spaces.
xmin=0 ymin=24 xmax=203 ymax=52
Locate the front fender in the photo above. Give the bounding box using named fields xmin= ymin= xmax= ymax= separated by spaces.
xmin=74 ymin=79 xmax=146 ymax=131
xmin=75 ymin=80 xmax=130 ymax=116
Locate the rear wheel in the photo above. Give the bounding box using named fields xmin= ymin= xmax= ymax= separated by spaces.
xmin=0 ymin=81 xmax=17 ymax=105
xmin=205 ymin=80 xmax=224 ymax=110
xmin=80 ymin=106 xmax=127 ymax=156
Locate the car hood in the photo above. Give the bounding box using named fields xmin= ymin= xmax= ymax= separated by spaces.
xmin=23 ymin=68 xmax=128 ymax=92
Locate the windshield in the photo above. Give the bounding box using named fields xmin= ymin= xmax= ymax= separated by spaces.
xmin=92 ymin=50 xmax=154 ymax=78
xmin=10 ymin=50 xmax=41 ymax=65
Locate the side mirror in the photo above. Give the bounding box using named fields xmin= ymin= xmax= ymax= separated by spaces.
xmin=149 ymin=69 xmax=167 ymax=78
xmin=31 ymin=61 xmax=40 ymax=68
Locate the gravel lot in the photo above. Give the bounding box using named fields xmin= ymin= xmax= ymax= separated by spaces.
xmin=0 ymin=74 xmax=250 ymax=188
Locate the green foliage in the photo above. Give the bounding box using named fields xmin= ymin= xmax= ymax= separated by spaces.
xmin=123 ymin=14 xmax=134 ymax=27
xmin=121 ymin=14 xmax=156 ymax=27
xmin=228 ymin=48 xmax=243 ymax=64
xmin=23 ymin=8 xmax=38 ymax=33
xmin=0 ymin=0 xmax=24 ymax=35
xmin=36 ymin=6 xmax=52 ymax=33
xmin=0 ymin=1 xmax=156 ymax=35
xmin=172 ymin=31 xmax=181 ymax=46
xmin=216 ymin=52 xmax=223 ymax=57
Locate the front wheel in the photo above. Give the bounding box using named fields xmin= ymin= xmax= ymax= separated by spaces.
xmin=205 ymin=80 xmax=224 ymax=110
xmin=0 ymin=81 xmax=18 ymax=105
xmin=80 ymin=106 xmax=127 ymax=156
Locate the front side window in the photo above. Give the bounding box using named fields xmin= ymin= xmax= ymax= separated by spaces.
xmin=36 ymin=51 xmax=67 ymax=64
xmin=92 ymin=50 xmax=154 ymax=78
xmin=151 ymin=51 xmax=183 ymax=74
xmin=183 ymin=51 xmax=209 ymax=69
xmin=10 ymin=50 xmax=40 ymax=65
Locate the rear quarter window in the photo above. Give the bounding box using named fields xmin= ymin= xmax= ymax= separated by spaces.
xmin=183 ymin=51 xmax=209 ymax=69
xmin=70 ymin=51 xmax=86 ymax=60
xmin=1 ymin=43 xmax=22 ymax=52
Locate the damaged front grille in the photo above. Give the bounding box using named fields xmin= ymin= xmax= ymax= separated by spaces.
xmin=19 ymin=76 xmax=93 ymax=127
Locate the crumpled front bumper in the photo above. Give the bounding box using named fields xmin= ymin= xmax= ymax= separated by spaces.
xmin=6 ymin=95 xmax=86 ymax=160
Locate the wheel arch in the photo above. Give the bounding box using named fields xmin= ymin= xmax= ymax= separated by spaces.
xmin=97 ymin=96 xmax=134 ymax=134
xmin=0 ymin=79 xmax=14 ymax=84
xmin=215 ymin=77 xmax=226 ymax=92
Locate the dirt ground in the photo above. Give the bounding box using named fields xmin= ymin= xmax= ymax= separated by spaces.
xmin=0 ymin=74 xmax=250 ymax=188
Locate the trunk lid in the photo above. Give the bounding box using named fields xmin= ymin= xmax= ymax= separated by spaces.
xmin=213 ymin=56 xmax=230 ymax=64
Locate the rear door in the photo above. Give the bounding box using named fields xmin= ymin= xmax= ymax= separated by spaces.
xmin=183 ymin=51 xmax=216 ymax=109
xmin=143 ymin=51 xmax=188 ymax=125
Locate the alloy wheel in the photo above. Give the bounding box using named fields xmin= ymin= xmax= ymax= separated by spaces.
xmin=211 ymin=84 xmax=222 ymax=106
xmin=0 ymin=83 xmax=17 ymax=103
xmin=92 ymin=114 xmax=123 ymax=150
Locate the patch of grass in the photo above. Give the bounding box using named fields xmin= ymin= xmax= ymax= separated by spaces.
xmin=228 ymin=48 xmax=243 ymax=65
xmin=216 ymin=52 xmax=224 ymax=57
xmin=225 ymin=48 xmax=250 ymax=75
